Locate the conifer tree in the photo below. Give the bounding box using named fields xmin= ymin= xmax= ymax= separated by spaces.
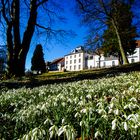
xmin=31 ymin=44 xmax=46 ymax=73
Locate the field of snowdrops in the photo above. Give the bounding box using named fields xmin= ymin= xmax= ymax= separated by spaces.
xmin=0 ymin=72 xmax=140 ymax=140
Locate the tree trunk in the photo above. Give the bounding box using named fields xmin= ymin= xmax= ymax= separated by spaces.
xmin=118 ymin=54 xmax=123 ymax=65
xmin=6 ymin=0 xmax=37 ymax=77
xmin=112 ymin=20 xmax=129 ymax=65
xmin=7 ymin=23 xmax=14 ymax=77
xmin=17 ymin=0 xmax=37 ymax=76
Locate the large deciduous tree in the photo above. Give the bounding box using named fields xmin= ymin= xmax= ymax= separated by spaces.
xmin=31 ymin=44 xmax=46 ymax=73
xmin=102 ymin=1 xmax=137 ymax=65
xmin=0 ymin=0 xmax=67 ymax=77
xmin=76 ymin=0 xmax=137 ymax=65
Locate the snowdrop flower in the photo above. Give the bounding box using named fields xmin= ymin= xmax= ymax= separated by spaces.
xmin=124 ymin=122 xmax=128 ymax=131
xmin=114 ymin=109 xmax=119 ymax=115
xmin=86 ymin=94 xmax=92 ymax=99
xmin=80 ymin=121 xmax=82 ymax=126
xmin=112 ymin=119 xmax=117 ymax=130
xmin=62 ymin=102 xmax=66 ymax=107
xmin=97 ymin=109 xmax=106 ymax=114
xmin=102 ymin=114 xmax=108 ymax=120
xmin=95 ymin=130 xmax=102 ymax=138
xmin=80 ymin=108 xmax=87 ymax=114
xmin=62 ymin=118 xmax=65 ymax=124
xmin=74 ymin=112 xmax=81 ymax=118
xmin=129 ymin=97 xmax=137 ymax=102
xmin=128 ymin=103 xmax=139 ymax=110
xmin=58 ymin=127 xmax=64 ymax=136
xmin=41 ymin=104 xmax=46 ymax=110
xmin=111 ymin=97 xmax=117 ymax=102
xmin=110 ymin=103 xmax=114 ymax=108
xmin=124 ymin=104 xmax=128 ymax=109
xmin=108 ymin=108 xmax=113 ymax=114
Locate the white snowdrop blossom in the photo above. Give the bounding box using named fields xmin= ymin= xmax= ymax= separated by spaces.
xmin=112 ymin=119 xmax=117 ymax=130
xmin=110 ymin=103 xmax=114 ymax=108
xmin=114 ymin=109 xmax=119 ymax=115
xmin=95 ymin=130 xmax=102 ymax=138
xmin=129 ymin=97 xmax=137 ymax=102
xmin=80 ymin=108 xmax=87 ymax=114
xmin=86 ymin=94 xmax=92 ymax=99
xmin=124 ymin=122 xmax=128 ymax=131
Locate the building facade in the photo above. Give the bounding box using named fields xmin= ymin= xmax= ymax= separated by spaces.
xmin=64 ymin=41 xmax=140 ymax=71
xmin=64 ymin=46 xmax=90 ymax=71
xmin=49 ymin=58 xmax=64 ymax=71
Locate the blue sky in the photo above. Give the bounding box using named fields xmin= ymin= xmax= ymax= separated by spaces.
xmin=25 ymin=0 xmax=140 ymax=70
xmin=25 ymin=0 xmax=88 ymax=70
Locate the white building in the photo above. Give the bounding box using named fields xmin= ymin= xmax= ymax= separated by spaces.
xmin=64 ymin=40 xmax=140 ymax=71
xmin=64 ymin=46 xmax=90 ymax=71
xmin=49 ymin=58 xmax=65 ymax=71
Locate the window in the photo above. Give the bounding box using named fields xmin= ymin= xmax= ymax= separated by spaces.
xmin=79 ymin=65 xmax=81 ymax=69
xmin=74 ymin=65 xmax=76 ymax=70
xmin=103 ymin=62 xmax=106 ymax=67
xmin=66 ymin=61 xmax=68 ymax=64
xmin=79 ymin=59 xmax=81 ymax=63
xmin=74 ymin=59 xmax=76 ymax=63
xmin=70 ymin=66 xmax=72 ymax=70
xmin=66 ymin=56 xmax=68 ymax=59
xmin=89 ymin=56 xmax=93 ymax=59
xmin=74 ymin=55 xmax=76 ymax=58
xmin=70 ymin=60 xmax=72 ymax=64
xmin=70 ymin=55 xmax=72 ymax=59
xmin=131 ymin=59 xmax=135 ymax=63
xmin=79 ymin=53 xmax=81 ymax=57
xmin=112 ymin=61 xmax=115 ymax=66
xmin=66 ymin=66 xmax=67 ymax=69
xmin=97 ymin=63 xmax=99 ymax=67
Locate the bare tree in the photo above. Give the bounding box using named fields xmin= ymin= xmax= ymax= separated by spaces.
xmin=0 ymin=0 xmax=70 ymax=77
xmin=76 ymin=0 xmax=136 ymax=65
xmin=85 ymin=35 xmax=103 ymax=68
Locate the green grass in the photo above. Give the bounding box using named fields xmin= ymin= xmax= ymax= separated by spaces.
xmin=1 ymin=62 xmax=140 ymax=90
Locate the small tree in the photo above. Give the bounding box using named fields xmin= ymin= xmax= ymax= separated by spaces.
xmin=31 ymin=44 xmax=46 ymax=74
xmin=85 ymin=35 xmax=103 ymax=68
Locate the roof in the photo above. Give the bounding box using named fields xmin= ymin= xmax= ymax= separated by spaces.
xmin=65 ymin=46 xmax=85 ymax=56
xmin=136 ymin=40 xmax=140 ymax=48
xmin=59 ymin=58 xmax=64 ymax=63
xmin=50 ymin=57 xmax=64 ymax=65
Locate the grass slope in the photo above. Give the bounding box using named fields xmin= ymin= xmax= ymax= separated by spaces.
xmin=0 ymin=72 xmax=140 ymax=139
xmin=1 ymin=62 xmax=140 ymax=90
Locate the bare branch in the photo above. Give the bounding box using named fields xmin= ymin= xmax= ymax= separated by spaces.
xmin=37 ymin=0 xmax=48 ymax=7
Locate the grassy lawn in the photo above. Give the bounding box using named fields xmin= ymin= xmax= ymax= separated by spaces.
xmin=1 ymin=62 xmax=140 ymax=90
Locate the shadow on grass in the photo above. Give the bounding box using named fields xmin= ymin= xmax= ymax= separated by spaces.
xmin=1 ymin=62 xmax=140 ymax=90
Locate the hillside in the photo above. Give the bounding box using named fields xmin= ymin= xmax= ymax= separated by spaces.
xmin=0 ymin=71 xmax=140 ymax=139
xmin=1 ymin=62 xmax=140 ymax=90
